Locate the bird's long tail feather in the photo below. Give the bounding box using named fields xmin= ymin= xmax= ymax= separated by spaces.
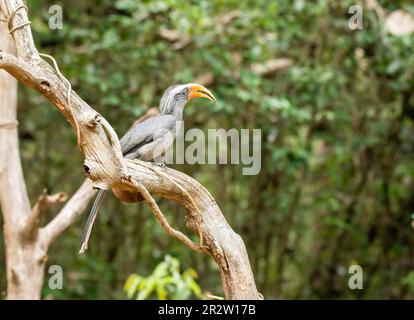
xmin=79 ymin=190 xmax=107 ymax=254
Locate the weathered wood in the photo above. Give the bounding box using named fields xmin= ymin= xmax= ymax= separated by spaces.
xmin=125 ymin=161 xmax=259 ymax=298
xmin=0 ymin=0 xmax=260 ymax=299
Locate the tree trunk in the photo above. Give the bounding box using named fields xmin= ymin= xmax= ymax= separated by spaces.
xmin=0 ymin=23 xmax=46 ymax=299
xmin=0 ymin=20 xmax=95 ymax=299
xmin=4 ymin=242 xmax=46 ymax=299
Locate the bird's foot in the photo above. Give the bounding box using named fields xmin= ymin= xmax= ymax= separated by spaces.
xmin=151 ymin=162 xmax=168 ymax=170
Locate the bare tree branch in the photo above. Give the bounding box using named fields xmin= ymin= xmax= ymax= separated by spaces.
xmin=42 ymin=180 xmax=96 ymax=248
xmin=125 ymin=176 xmax=206 ymax=254
xmin=23 ymin=189 xmax=68 ymax=237
xmin=123 ymin=160 xmax=260 ymax=298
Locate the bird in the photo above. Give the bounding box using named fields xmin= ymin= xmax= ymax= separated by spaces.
xmin=79 ymin=83 xmax=216 ymax=253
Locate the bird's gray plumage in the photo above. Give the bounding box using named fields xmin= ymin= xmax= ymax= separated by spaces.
xmin=120 ymin=115 xmax=177 ymax=160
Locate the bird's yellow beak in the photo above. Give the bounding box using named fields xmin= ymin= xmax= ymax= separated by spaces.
xmin=188 ymin=83 xmax=216 ymax=103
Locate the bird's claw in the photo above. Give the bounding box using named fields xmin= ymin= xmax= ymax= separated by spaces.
xmin=152 ymin=162 xmax=167 ymax=170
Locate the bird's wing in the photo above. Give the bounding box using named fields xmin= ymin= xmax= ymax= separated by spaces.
xmin=120 ymin=114 xmax=176 ymax=156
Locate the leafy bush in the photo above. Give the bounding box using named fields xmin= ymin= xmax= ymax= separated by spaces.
xmin=124 ymin=256 xmax=203 ymax=300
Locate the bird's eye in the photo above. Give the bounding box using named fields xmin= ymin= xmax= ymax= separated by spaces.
xmin=183 ymin=88 xmax=189 ymax=95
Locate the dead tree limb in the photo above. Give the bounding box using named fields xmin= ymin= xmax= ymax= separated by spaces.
xmin=124 ymin=161 xmax=259 ymax=298
xmin=0 ymin=0 xmax=260 ymax=299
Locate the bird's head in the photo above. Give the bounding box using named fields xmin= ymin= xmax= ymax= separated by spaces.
xmin=160 ymin=83 xmax=216 ymax=115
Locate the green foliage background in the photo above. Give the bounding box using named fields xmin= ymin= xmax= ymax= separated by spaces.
xmin=1 ymin=0 xmax=414 ymax=299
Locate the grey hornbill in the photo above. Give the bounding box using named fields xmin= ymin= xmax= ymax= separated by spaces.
xmin=80 ymin=83 xmax=216 ymax=252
